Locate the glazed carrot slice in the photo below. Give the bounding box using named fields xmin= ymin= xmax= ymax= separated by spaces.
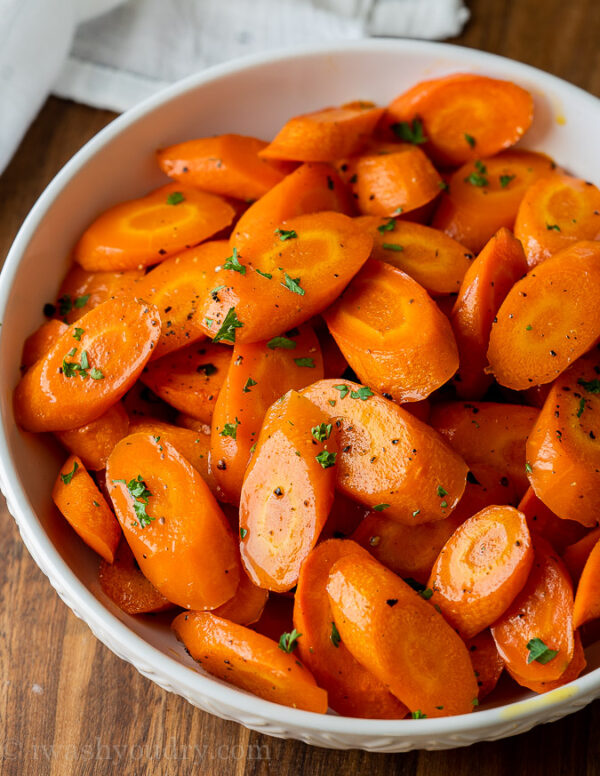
xmin=52 ymin=455 xmax=121 ymax=563
xmin=174 ymin=414 xmax=210 ymax=434
xmin=428 ymin=505 xmax=534 ymax=639
xmin=324 ymin=260 xmax=459 ymax=402
xmin=293 ymin=539 xmax=408 ymax=718
xmin=259 ymin=103 xmax=384 ymax=162
xmin=491 ymin=535 xmax=575 ymax=683
xmin=99 ymin=538 xmax=174 ymax=614
xmin=451 ymin=227 xmax=528 ymax=399
xmin=301 ymin=379 xmax=467 ymax=523
xmin=515 ymin=174 xmax=600 ymax=268
xmin=518 ymin=488 xmax=587 ymax=554
xmin=327 ymin=553 xmax=478 ymax=717
xmin=351 ymin=463 xmax=519 ymax=584
xmin=57 ymin=265 xmax=144 ymax=322
xmin=385 ymin=74 xmax=533 ymax=166
xmin=526 ymin=351 xmax=600 ymax=526
xmin=355 ymin=216 xmax=474 ymax=296
xmin=573 ymin=538 xmax=600 ymax=628
xmin=127 ymin=417 xmax=217 ymax=495
xmin=14 ymin=297 xmax=161 ymax=432
xmin=429 ymin=401 xmax=538 ymax=496
xmin=140 ymin=340 xmax=232 ymax=424
xmin=432 ymin=151 xmax=556 ymax=253
xmin=507 ymin=631 xmax=586 ymax=693
xmin=563 ymin=528 xmax=600 ymax=583
xmin=157 ymin=134 xmax=286 ymax=201
xmin=172 ymin=611 xmax=327 ymax=713
xmin=466 ymin=630 xmax=505 ymax=701
xmin=55 ymin=402 xmax=129 ymax=471
xmin=487 ymin=242 xmax=600 ymax=390
xmin=211 ymin=565 xmax=269 ymax=627
xmin=210 ymin=325 xmax=324 ymax=505
xmin=198 ymin=212 xmax=372 ymax=345
xmin=21 ymin=319 xmax=68 ymax=369
xmin=239 ymin=391 xmax=338 ymax=592
xmin=231 ymin=163 xmax=355 ymax=259
xmin=74 ymin=183 xmax=235 ymax=271
xmin=107 ymin=433 xmax=239 ymax=610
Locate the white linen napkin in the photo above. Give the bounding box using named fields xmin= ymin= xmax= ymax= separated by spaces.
xmin=0 ymin=0 xmax=469 ymax=174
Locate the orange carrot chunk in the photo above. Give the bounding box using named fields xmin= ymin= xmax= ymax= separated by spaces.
xmin=563 ymin=528 xmax=600 ymax=583
xmin=21 ymin=319 xmax=68 ymax=369
xmin=466 ymin=630 xmax=505 ymax=701
xmin=518 ymin=488 xmax=587 ymax=554
xmin=55 ymin=402 xmax=129 ymax=471
xmin=573 ymin=538 xmax=600 ymax=628
xmin=507 ymin=631 xmax=586 ymax=693
xmin=57 ymin=265 xmax=144 ymax=322
xmin=211 ymin=566 xmax=269 ymax=627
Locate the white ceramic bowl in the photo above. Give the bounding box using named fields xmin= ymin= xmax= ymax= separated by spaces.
xmin=2 ymin=40 xmax=600 ymax=752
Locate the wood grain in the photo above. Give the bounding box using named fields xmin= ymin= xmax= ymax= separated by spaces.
xmin=1 ymin=1 xmax=600 ymax=773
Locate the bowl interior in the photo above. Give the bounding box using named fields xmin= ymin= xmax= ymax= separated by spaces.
xmin=2 ymin=41 xmax=600 ymax=741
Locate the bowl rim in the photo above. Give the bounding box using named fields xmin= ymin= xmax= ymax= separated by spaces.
xmin=2 ymin=37 xmax=600 ymax=742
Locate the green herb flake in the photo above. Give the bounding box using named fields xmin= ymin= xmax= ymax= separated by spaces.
xmin=411 ymin=710 xmax=427 ymax=719
xmin=223 ymin=247 xmax=246 ymax=275
xmin=240 ymin=527 xmax=248 ymax=539
xmin=351 ymin=386 xmax=374 ymax=401
xmin=465 ymin=133 xmax=476 ymax=148
xmin=93 ymin=500 xmax=100 ymax=507
xmin=312 ymin=423 xmax=332 ymax=443
xmin=74 ymin=295 xmax=90 ymax=309
xmin=114 ymin=475 xmax=154 ymax=528
xmin=464 ymin=161 xmax=489 ymax=187
xmin=316 ymin=450 xmax=337 ymax=469
xmin=242 ymin=377 xmax=257 ymax=393
xmin=546 ymin=223 xmax=561 ymax=231
xmin=278 ymin=629 xmax=301 ymax=653
xmin=525 ymin=462 xmax=533 ymax=474
xmin=373 ymin=503 xmax=390 ymax=512
xmin=282 ymin=273 xmax=305 ymax=296
xmin=420 ymin=588 xmax=434 ymax=600
xmin=220 ymin=417 xmax=240 ymax=440
xmin=267 ymin=335 xmax=296 ymax=350
xmin=330 ymin=621 xmax=341 ymax=648
xmin=294 ymin=357 xmax=315 ymax=368
xmin=472 ymin=698 xmax=479 ymax=706
xmin=500 ymin=174 xmax=516 ymax=188
xmin=80 ymin=350 xmax=90 ymax=371
xmin=328 ymin=399 xmax=336 ymax=407
xmin=90 ymin=368 xmax=104 ymax=380
xmin=526 ymin=637 xmax=558 ymax=665
xmin=577 ymin=397 xmax=586 ymax=418
xmin=67 ymin=347 xmax=77 ymax=357
xmin=436 ymin=485 xmax=448 ymax=498
xmin=382 ymin=243 xmax=404 ymax=252
xmin=391 ymin=118 xmax=427 ymax=145
xmin=274 ymin=228 xmax=298 ymax=241
xmin=60 ymin=460 xmax=79 ymax=485
xmin=377 ymin=218 xmax=396 ymax=234
xmin=412 ymin=509 xmax=421 ymax=517
xmin=333 ymin=384 xmax=349 ymax=399
xmin=73 ymin=327 xmax=84 ymax=341
xmin=578 ymin=378 xmax=600 ymax=394
xmin=213 ymin=307 xmax=243 ymax=344
xmin=526 ymin=324 xmax=533 ymax=331
xmin=166 ymin=191 xmax=185 ymax=205
xmin=256 ymin=269 xmax=273 ymax=280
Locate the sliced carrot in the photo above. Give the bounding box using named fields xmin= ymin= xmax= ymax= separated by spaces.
xmin=432 ymin=151 xmax=556 ymax=253
xmin=466 ymin=630 xmax=505 ymax=701
xmin=293 ymin=539 xmax=408 ymax=718
xmin=385 ymin=74 xmax=533 ymax=166
xmin=107 ymin=433 xmax=239 ymax=610
xmin=239 ymin=390 xmax=337 ymax=592
xmin=259 ymin=103 xmax=384 ymax=162
xmin=14 ymin=297 xmax=161 ymax=432
xmin=55 ymin=402 xmax=129 ymax=471
xmin=573 ymin=538 xmax=600 ymax=628
xmin=563 ymin=528 xmax=600 ymax=583
xmin=172 ymin=611 xmax=327 ymax=712
xmin=319 ymin=492 xmax=367 ymax=542
xmin=327 ymin=552 xmax=478 ymax=717
xmin=451 ymin=227 xmax=528 ymax=399
xmin=515 ymin=174 xmax=600 ymax=267
xmin=518 ymin=488 xmax=587 ymax=554
xmin=52 ymin=455 xmax=121 ymax=563
xmin=174 ymin=414 xmax=210 ymax=434
xmin=140 ymin=340 xmax=232 ymax=424
xmin=210 ymin=325 xmax=324 ymax=504
xmin=355 ymin=216 xmax=474 ymax=296
xmin=21 ymin=319 xmax=68 ymax=369
xmin=211 ymin=566 xmax=269 ymax=627
xmin=301 ymin=379 xmax=468 ymax=524
xmin=74 ymin=183 xmax=235 ymax=272
xmin=231 ymin=163 xmax=355 ymax=259
xmin=56 ymin=265 xmax=144 ymax=322
xmin=429 ymin=401 xmax=538 ymax=495
xmin=428 ymin=505 xmax=534 ymax=638
xmin=157 ymin=134 xmax=286 ymax=201
xmin=251 ymin=594 xmax=295 ymax=643
xmin=487 ymin=242 xmax=600 ymax=390
xmin=491 ymin=535 xmax=575 ymax=683
xmin=525 ymin=351 xmax=600 ymax=527
xmin=99 ymin=539 xmax=174 ymax=614
xmin=507 ymin=631 xmax=586 ymax=694
xmin=324 ymin=260 xmax=459 ymax=402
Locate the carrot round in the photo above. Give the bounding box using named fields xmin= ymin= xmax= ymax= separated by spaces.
xmin=21 ymin=319 xmax=68 ymax=369
xmin=52 ymin=455 xmax=121 ymax=563
xmin=355 ymin=216 xmax=473 ymax=296
xmin=515 ymin=174 xmax=600 ymax=268
xmin=293 ymin=539 xmax=408 ymax=718
xmin=301 ymin=379 xmax=468 ymax=524
xmin=107 ymin=433 xmax=240 ymax=610
xmin=210 ymin=325 xmax=324 ymax=505
xmin=525 ymin=351 xmax=600 ymax=526
xmin=239 ymin=390 xmax=337 ymax=592
xmin=573 ymin=537 xmax=600 ymax=628
xmin=55 ymin=402 xmax=129 ymax=471
xmin=74 ymin=184 xmax=235 ymax=271
xmin=172 ymin=611 xmax=327 ymax=713
xmin=259 ymin=103 xmax=384 ymax=162
xmin=491 ymin=535 xmax=575 ymax=683
xmin=432 ymin=151 xmax=556 ymax=253
xmin=324 ymin=260 xmax=459 ymax=402
xmin=211 ymin=567 xmax=269 ymax=627
xmin=14 ymin=297 xmax=161 ymax=432
xmin=157 ymin=134 xmax=286 ymax=201
xmin=429 ymin=401 xmax=538 ymax=495
xmin=487 ymin=241 xmax=600 ymax=390
xmin=99 ymin=538 xmax=174 ymax=615
xmin=327 ymin=553 xmax=479 ymax=717
xmin=451 ymin=227 xmax=528 ymax=399
xmin=563 ymin=528 xmax=600 ymax=583
xmin=507 ymin=631 xmax=586 ymax=694
xmin=428 ymin=505 xmax=534 ymax=639
xmin=140 ymin=340 xmax=232 ymax=424
xmin=466 ymin=630 xmax=505 ymax=701
xmin=385 ymin=74 xmax=533 ymax=166
xmin=57 ymin=265 xmax=144 ymax=323
xmin=518 ymin=487 xmax=587 ymax=554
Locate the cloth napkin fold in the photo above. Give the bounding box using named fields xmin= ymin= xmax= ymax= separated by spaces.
xmin=0 ymin=0 xmax=469 ymax=175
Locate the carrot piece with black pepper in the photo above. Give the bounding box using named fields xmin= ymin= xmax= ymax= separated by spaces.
xmin=57 ymin=265 xmax=144 ymax=322
xmin=55 ymin=402 xmax=129 ymax=471
xmin=21 ymin=319 xmax=68 ymax=369
xmin=507 ymin=631 xmax=586 ymax=693
xmin=518 ymin=487 xmax=587 ymax=554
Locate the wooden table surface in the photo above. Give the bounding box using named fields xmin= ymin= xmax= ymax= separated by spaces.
xmin=2 ymin=1 xmax=600 ymax=773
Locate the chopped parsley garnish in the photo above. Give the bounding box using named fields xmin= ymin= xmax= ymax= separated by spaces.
xmin=526 ymin=324 xmax=532 ymax=331
xmin=311 ymin=423 xmax=332 ymax=443
xmin=60 ymin=460 xmax=79 ymax=485
xmin=499 ymin=174 xmax=516 ymax=188
xmin=546 ymin=223 xmax=561 ymax=231
xmin=213 ymin=307 xmax=243 ymax=344
xmin=220 ymin=417 xmax=240 ymax=440
xmin=267 ymin=335 xmax=296 ymax=350
xmin=223 ymin=247 xmax=246 ymax=275
xmin=282 ymin=273 xmax=305 ymax=296
xmin=436 ymin=485 xmax=447 ymax=498
xmin=464 ymin=160 xmax=489 ymax=187
xmin=166 ymin=191 xmax=185 ymax=205
xmin=373 ymin=503 xmax=390 ymax=511
xmin=57 ymin=294 xmax=89 ymax=317
xmin=351 ymin=386 xmax=374 ymax=400
xmin=316 ymin=451 xmax=337 ymax=469
xmin=278 ymin=629 xmax=301 ymax=653
xmin=420 ymin=588 xmax=434 ymax=600
xmin=578 ymin=378 xmax=600 ymax=394
xmin=526 ymin=637 xmax=558 ymax=664
xmin=242 ymin=377 xmax=257 ymax=393
xmin=391 ymin=118 xmax=427 ymax=145
xmin=525 ymin=462 xmax=533 ymax=474
xmin=274 ymin=228 xmax=298 ymax=241
xmin=333 ymin=384 xmax=349 ymax=399
xmin=412 ymin=509 xmax=421 ymax=517
xmin=294 ymin=357 xmax=315 ymax=368
xmin=73 ymin=327 xmax=84 ymax=341
xmin=90 ymin=368 xmax=104 ymax=380
xmin=464 ymin=133 xmax=476 ymax=148
xmin=114 ymin=475 xmax=154 ymax=528
xmin=411 ymin=710 xmax=427 ymax=719
xmin=256 ymin=269 xmax=272 ymax=279
xmin=330 ymin=621 xmax=341 ymax=648
xmin=382 ymin=243 xmax=404 ymax=252
xmin=240 ymin=527 xmax=248 ymax=539
xmin=377 ymin=218 xmax=396 ymax=234
xmin=577 ymin=397 xmax=586 ymax=418
xmin=196 ymin=363 xmax=217 ymax=376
